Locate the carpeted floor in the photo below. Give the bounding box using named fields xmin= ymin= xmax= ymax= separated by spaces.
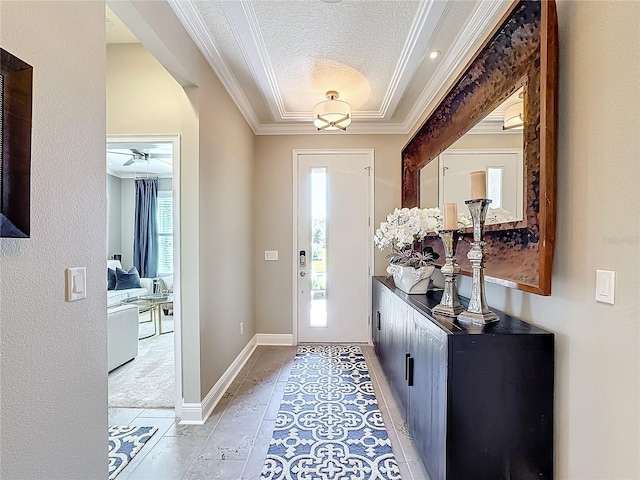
xmin=108 ymin=311 xmax=175 ymax=409
xmin=261 ymin=345 xmax=401 ymax=479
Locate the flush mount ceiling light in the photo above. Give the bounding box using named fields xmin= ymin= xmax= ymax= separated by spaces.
xmin=313 ymin=91 xmax=351 ymax=131
xmin=429 ymin=50 xmax=440 ymax=59
xmin=503 ymin=92 xmax=525 ymax=130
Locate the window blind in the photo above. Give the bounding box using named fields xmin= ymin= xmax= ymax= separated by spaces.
xmin=156 ymin=190 xmax=173 ymax=276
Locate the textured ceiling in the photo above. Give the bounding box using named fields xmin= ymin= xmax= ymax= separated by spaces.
xmin=109 ymin=1 xmax=513 ymax=135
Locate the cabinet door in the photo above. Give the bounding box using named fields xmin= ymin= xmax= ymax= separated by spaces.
xmin=372 ymin=281 xmax=382 ymax=354
xmin=409 ymin=312 xmax=447 ymax=480
xmin=377 ymin=287 xmax=392 ymax=373
xmin=388 ymin=295 xmax=410 ymax=418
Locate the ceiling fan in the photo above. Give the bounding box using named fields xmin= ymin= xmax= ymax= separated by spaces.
xmin=107 ymin=148 xmax=170 ymax=167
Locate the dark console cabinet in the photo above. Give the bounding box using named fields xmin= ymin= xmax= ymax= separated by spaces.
xmin=372 ymin=277 xmax=554 ymax=480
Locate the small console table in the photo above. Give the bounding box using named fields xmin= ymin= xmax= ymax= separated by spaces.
xmin=372 ymin=276 xmax=554 ymax=480
xmin=124 ymin=294 xmax=173 ymax=339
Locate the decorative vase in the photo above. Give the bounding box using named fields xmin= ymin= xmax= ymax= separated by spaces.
xmin=386 ymin=264 xmax=435 ymax=294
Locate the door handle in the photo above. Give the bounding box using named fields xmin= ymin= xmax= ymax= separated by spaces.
xmin=299 ymin=271 xmax=307 ymax=277
xmin=407 ymin=356 xmax=414 ymax=387
xmin=405 ymin=353 xmax=410 ymax=381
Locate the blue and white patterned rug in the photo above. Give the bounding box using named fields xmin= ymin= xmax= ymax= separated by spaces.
xmin=108 ymin=425 xmax=158 ymax=479
xmin=261 ymin=345 xmax=401 ymax=479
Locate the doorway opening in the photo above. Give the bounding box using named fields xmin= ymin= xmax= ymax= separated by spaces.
xmin=106 ymin=134 xmax=182 ymax=415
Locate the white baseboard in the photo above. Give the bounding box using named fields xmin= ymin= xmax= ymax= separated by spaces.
xmin=180 ymin=403 xmax=206 ymax=425
xmin=256 ymin=333 xmax=295 ymax=346
xmin=178 ymin=333 xmax=295 ymax=425
xmin=179 ymin=335 xmax=258 ymax=425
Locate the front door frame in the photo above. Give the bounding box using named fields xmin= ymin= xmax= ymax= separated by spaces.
xmin=292 ymin=149 xmax=375 ymax=345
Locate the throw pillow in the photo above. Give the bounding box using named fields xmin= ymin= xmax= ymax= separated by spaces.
xmin=115 ymin=267 xmax=142 ymax=290
xmin=158 ymin=275 xmax=173 ymax=292
xmin=107 ymin=268 xmax=117 ymax=290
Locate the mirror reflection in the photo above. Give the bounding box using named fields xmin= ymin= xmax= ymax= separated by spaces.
xmin=419 ymin=87 xmax=524 ymax=225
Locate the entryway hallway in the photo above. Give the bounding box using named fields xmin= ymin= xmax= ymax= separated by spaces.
xmin=109 ymin=345 xmax=429 ymax=479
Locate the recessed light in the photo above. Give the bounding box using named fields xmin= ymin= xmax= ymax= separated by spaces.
xmin=319 ymin=0 xmax=343 ymax=4
xmin=429 ymin=50 xmax=440 ymax=59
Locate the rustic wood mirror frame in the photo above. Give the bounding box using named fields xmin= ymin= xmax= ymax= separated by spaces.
xmin=402 ymin=0 xmax=558 ymax=295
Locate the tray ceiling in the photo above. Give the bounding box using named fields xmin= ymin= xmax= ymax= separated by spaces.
xmin=108 ymin=1 xmax=511 ymax=135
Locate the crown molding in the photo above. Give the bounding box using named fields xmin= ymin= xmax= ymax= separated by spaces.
xmin=254 ymin=121 xmax=409 ymax=136
xmin=219 ymin=0 xmax=285 ymax=120
xmin=252 ymin=116 xmax=511 ymax=136
xmin=377 ymin=0 xmax=449 ymax=120
xmin=167 ymin=0 xmax=260 ymax=132
xmin=403 ymin=0 xmax=509 ymax=136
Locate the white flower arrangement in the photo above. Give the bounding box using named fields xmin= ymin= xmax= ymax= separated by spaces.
xmin=373 ymin=207 xmax=472 ymax=252
xmin=373 ymin=207 xmax=440 ymax=250
xmin=374 ymin=206 xmax=519 ymax=280
xmin=373 ymin=205 xmax=517 ymax=262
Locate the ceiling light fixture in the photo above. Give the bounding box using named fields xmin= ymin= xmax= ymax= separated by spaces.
xmin=502 ymin=92 xmax=525 ymax=130
xmin=313 ymin=91 xmax=351 ymax=131
xmin=429 ymin=50 xmax=440 ymax=59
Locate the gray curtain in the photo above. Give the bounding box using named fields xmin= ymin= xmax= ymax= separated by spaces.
xmin=134 ymin=178 xmax=158 ymax=278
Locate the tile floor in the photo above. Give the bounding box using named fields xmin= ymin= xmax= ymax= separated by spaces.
xmin=109 ymin=345 xmax=430 ymax=480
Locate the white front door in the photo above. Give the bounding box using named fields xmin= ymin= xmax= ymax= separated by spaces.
xmin=295 ymin=150 xmax=373 ymax=343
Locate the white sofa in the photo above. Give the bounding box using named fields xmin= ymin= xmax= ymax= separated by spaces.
xmin=107 ymin=260 xmax=153 ymax=371
xmin=107 ymin=260 xmax=154 ymax=307
xmin=108 ymin=304 xmax=139 ymax=371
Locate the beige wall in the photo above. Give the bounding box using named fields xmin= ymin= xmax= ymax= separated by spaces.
xmin=107 ymin=44 xmax=185 ymax=134
xmin=253 ymin=134 xmax=405 ymax=334
xmin=107 ymin=3 xmax=256 ymax=404
xmin=0 ymin=1 xmax=107 ymax=478
xmin=455 ymin=2 xmax=640 ymax=478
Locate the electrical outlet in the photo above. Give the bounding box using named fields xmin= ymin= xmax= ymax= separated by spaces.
xmin=240 ymin=322 xmax=244 ymax=335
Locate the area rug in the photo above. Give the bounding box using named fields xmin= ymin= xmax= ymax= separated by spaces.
xmin=108 ymin=425 xmax=158 ymax=479
xmin=108 ymin=313 xmax=174 ymax=408
xmin=260 ymin=345 xmax=401 ymax=479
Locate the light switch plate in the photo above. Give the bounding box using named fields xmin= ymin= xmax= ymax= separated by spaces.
xmin=595 ymin=270 xmax=615 ymax=305
xmin=66 ymin=267 xmax=87 ymax=302
xmin=264 ymin=250 xmax=279 ymax=261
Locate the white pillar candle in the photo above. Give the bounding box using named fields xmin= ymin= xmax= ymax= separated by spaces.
xmin=470 ymin=170 xmax=487 ymax=199
xmin=444 ymin=203 xmax=457 ymax=230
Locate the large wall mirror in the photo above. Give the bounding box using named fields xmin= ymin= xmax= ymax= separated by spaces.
xmin=419 ymin=86 xmax=525 ymax=224
xmin=402 ymin=0 xmax=558 ymax=295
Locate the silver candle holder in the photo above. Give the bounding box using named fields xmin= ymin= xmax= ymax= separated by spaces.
xmin=458 ymin=199 xmax=499 ymax=325
xmin=432 ymin=229 xmax=463 ymax=317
